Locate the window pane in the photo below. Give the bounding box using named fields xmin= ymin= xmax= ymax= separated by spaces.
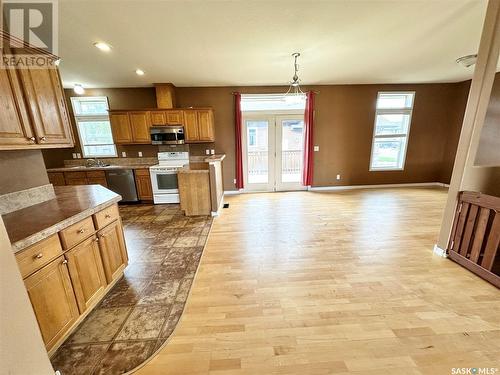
xmin=377 ymin=93 xmax=414 ymax=109
xmin=374 ymin=114 xmax=410 ymax=135
xmin=78 ymin=121 xmax=114 ymax=145
xmin=71 ymin=97 xmax=109 ymax=116
xmin=371 ymin=137 xmax=406 ymax=169
xmin=281 ymin=119 xmax=304 ymax=183
xmin=246 ymin=120 xmax=268 ymax=184
xmin=83 ymin=145 xmax=117 ymax=157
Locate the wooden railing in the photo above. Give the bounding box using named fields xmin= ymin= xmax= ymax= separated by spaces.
xmin=448 ymin=191 xmax=500 ymax=288
xmin=247 ymin=150 xmax=302 ymax=176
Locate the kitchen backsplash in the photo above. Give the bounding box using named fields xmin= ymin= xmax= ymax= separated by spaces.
xmin=63 ymin=157 xmax=158 ymax=167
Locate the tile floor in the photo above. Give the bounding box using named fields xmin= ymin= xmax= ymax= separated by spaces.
xmin=51 ymin=204 xmax=212 ymax=375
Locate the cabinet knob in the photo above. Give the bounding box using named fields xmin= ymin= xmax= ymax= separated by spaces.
xmin=62 ymin=259 xmax=68 ymax=265
xmin=34 ymin=253 xmax=43 ymax=259
xmin=28 ymin=136 xmax=36 ymax=143
xmin=105 ymin=214 xmax=111 ymax=219
xmin=40 ymin=136 xmax=47 ymax=142
xmin=78 ymin=228 xmax=86 ymax=234
xmin=94 ymin=237 xmax=99 ymax=242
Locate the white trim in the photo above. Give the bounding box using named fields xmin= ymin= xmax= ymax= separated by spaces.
xmin=224 ymin=190 xmax=241 ymax=195
xmin=308 ymin=182 xmax=448 ymax=191
xmin=433 ymin=244 xmax=448 ymax=258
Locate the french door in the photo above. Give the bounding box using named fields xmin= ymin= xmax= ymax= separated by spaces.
xmin=242 ymin=113 xmax=305 ymax=192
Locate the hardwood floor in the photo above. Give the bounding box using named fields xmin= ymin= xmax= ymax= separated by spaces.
xmin=137 ymin=188 xmax=500 ymax=375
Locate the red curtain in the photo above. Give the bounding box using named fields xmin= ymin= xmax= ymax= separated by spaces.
xmin=302 ymin=91 xmax=315 ymax=186
xmin=234 ymin=93 xmax=244 ymax=189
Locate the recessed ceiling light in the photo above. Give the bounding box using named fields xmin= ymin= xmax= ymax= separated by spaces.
xmin=74 ymin=84 xmax=85 ymax=95
xmin=135 ymin=69 xmax=145 ymax=76
xmin=93 ymin=41 xmax=112 ymax=52
xmin=456 ymin=54 xmax=477 ymax=68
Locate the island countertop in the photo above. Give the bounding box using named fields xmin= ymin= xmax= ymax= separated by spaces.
xmin=3 ymin=185 xmax=121 ymax=253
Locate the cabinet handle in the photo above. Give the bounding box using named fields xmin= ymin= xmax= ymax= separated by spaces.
xmin=105 ymin=214 xmax=111 ymax=219
xmin=34 ymin=253 xmax=43 ymax=259
xmin=94 ymin=237 xmax=99 ymax=242
xmin=78 ymin=228 xmax=86 ymax=234
xmin=28 ymin=136 xmax=36 ymax=143
xmin=40 ymin=136 xmax=47 ymax=142
xmin=62 ymin=259 xmax=68 ymax=265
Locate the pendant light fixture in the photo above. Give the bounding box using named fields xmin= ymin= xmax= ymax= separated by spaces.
xmin=283 ymin=52 xmax=305 ymax=104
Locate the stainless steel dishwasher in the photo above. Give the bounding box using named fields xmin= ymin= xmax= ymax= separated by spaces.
xmin=105 ymin=169 xmax=139 ymax=202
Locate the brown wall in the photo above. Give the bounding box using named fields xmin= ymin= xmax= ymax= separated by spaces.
xmin=0 ymin=150 xmax=49 ymax=195
xmin=42 ymin=83 xmax=469 ymax=191
xmin=177 ymin=83 xmax=469 ymax=190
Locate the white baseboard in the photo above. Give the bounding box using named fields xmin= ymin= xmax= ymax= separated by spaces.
xmin=433 ymin=244 xmax=448 ymax=257
xmin=308 ymin=182 xmax=449 ymax=191
xmin=224 ymin=190 xmax=241 ymax=195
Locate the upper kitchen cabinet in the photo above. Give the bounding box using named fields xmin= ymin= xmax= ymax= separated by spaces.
xmin=0 ymin=59 xmax=74 ymax=149
xmin=17 ymin=65 xmax=74 ymax=146
xmin=150 ymin=110 xmax=184 ymax=126
xmin=109 ymin=110 xmax=151 ymax=144
xmin=129 ymin=111 xmax=151 ymax=143
xmin=0 ymin=65 xmax=34 ymax=147
xmin=184 ymin=109 xmax=215 ymax=143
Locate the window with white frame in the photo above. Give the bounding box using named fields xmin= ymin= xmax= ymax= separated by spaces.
xmin=369 ymin=92 xmax=415 ymax=171
xmin=70 ymin=96 xmax=117 ymax=158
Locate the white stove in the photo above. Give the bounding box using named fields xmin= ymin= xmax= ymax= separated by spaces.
xmin=149 ymin=151 xmax=189 ymax=204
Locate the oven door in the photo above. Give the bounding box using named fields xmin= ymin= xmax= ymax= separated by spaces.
xmin=150 ymin=169 xmax=179 ymax=194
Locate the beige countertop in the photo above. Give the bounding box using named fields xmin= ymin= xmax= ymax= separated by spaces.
xmin=3 ymin=185 xmax=121 ymax=253
xmin=189 ymin=154 xmax=226 ymax=163
xmin=47 ymin=164 xmax=154 ymax=172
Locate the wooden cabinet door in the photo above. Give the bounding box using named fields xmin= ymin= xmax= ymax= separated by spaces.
xmin=110 ymin=112 xmax=132 ymax=144
xmin=65 ymin=236 xmax=107 ymax=313
xmin=183 ymin=110 xmax=199 ymax=142
xmin=97 ymin=220 xmax=128 ymax=284
xmin=150 ymin=111 xmax=166 ymax=125
xmin=0 ymin=67 xmax=35 ymax=147
xmin=24 ymin=256 xmax=79 ymax=350
xmin=165 ymin=110 xmax=184 ymax=125
xmin=48 ymin=172 xmax=66 ymax=186
xmin=18 ymin=67 xmax=73 ymax=146
xmin=129 ymin=111 xmax=151 ymax=143
xmin=197 ymin=110 xmax=214 ymax=141
xmin=134 ymin=169 xmax=153 ymax=200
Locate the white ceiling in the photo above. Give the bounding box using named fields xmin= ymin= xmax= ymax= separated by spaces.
xmin=58 ymin=0 xmax=488 ymax=88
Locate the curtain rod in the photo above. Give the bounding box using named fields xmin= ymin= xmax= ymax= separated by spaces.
xmin=230 ymin=91 xmax=319 ymax=95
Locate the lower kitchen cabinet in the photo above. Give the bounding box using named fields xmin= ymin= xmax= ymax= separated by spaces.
xmin=15 ymin=203 xmax=128 ymax=354
xmin=24 ymin=255 xmax=80 ymax=351
xmin=47 ymin=172 xmax=65 ymax=186
xmin=65 ymin=235 xmax=107 ymax=313
xmin=97 ymin=219 xmax=128 ymax=283
xmin=135 ymin=168 xmax=153 ymax=200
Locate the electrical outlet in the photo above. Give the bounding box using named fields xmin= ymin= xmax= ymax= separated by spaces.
xmin=72 ymin=153 xmax=77 ymax=159
xmin=121 ymin=151 xmax=127 ymax=157
xmin=76 ymin=153 xmax=81 ymax=159
xmin=205 ymin=149 xmax=210 ymax=155
xmin=138 ymin=151 xmax=143 ymax=157
xmin=336 ymin=174 xmax=341 ymax=180
xmin=314 ymin=145 xmax=320 ymax=152
xmin=210 ymin=149 xmax=215 ymax=155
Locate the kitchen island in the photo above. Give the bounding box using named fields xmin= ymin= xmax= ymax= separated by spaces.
xmin=4 ymin=185 xmax=128 ymax=355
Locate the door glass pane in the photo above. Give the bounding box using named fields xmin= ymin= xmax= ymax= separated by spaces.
xmin=246 ymin=120 xmax=268 ymax=184
xmin=377 ymin=93 xmax=414 ymax=109
xmin=371 ymin=137 xmax=407 ymax=170
xmin=374 ymin=114 xmax=410 ymax=136
xmin=156 ymin=174 xmax=178 ymax=190
xmin=281 ymin=119 xmax=304 ymax=183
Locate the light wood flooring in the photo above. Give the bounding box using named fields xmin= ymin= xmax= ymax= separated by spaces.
xmin=137 ymin=188 xmax=500 ymax=375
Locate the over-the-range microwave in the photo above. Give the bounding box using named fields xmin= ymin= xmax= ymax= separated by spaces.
xmin=150 ymin=125 xmax=185 ymax=145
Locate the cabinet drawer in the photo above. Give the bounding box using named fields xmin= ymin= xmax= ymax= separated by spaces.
xmin=16 ymin=234 xmax=63 ymax=279
xmin=87 ymin=177 xmax=108 ymax=187
xmin=64 ymin=171 xmax=87 ymax=179
xmin=94 ymin=204 xmax=120 ymax=230
xmin=59 ymin=217 xmax=95 ymax=249
xmin=86 ymin=170 xmax=106 ymax=178
xmin=65 ymin=178 xmax=88 ymax=185
xmin=134 ymin=168 xmax=150 ymax=177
